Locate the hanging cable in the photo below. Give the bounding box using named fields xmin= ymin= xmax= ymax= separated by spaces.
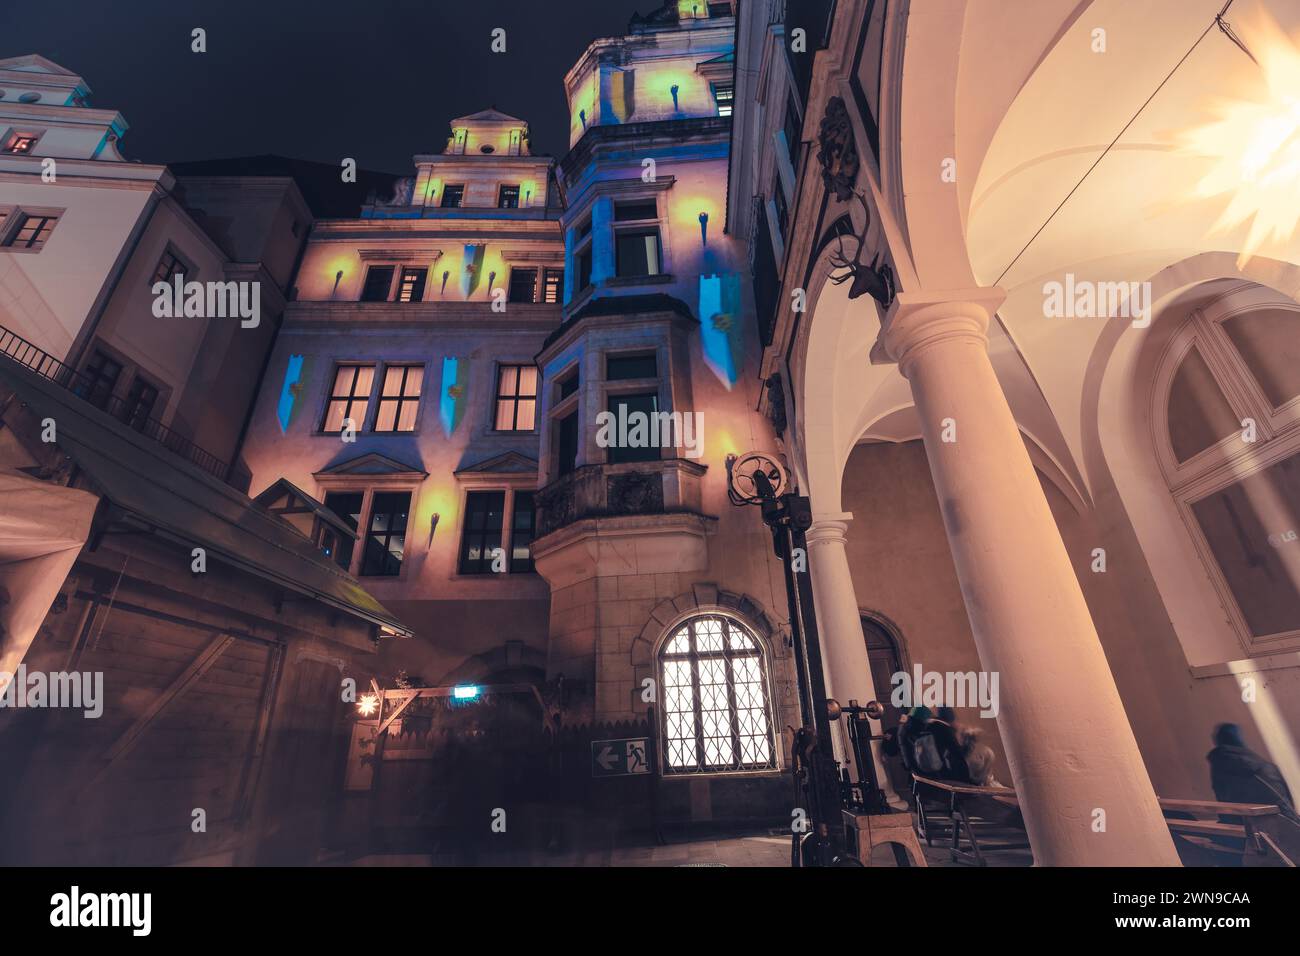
xmin=994 ymin=0 xmax=1240 ymax=286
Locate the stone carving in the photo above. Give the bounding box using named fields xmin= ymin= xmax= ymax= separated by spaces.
xmin=817 ymin=96 xmax=860 ymax=203
xmin=606 ymin=471 xmax=664 ymax=516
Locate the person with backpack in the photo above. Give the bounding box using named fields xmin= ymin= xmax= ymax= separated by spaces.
xmin=899 ymin=706 xmax=971 ymax=783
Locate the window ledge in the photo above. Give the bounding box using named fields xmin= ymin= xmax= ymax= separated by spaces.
xmin=606 ymin=273 xmax=674 ymax=288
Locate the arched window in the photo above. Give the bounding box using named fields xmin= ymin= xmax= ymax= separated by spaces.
xmin=1156 ymin=287 xmax=1300 ymax=649
xmin=659 ymin=614 xmax=776 ymax=774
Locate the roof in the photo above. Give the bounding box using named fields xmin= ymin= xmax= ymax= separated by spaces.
xmin=542 ymin=293 xmax=698 ymax=352
xmin=253 ymin=478 xmax=358 ymax=538
xmin=0 ymin=360 xmax=412 ymax=638
xmin=168 ymin=154 xmax=402 ymax=218
xmin=452 ymin=107 xmax=528 ymax=127
xmin=0 ymin=54 xmax=79 ymax=76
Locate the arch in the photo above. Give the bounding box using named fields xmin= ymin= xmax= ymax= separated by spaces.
xmin=629 ymin=584 xmax=778 ymax=668
xmin=652 ymin=611 xmax=779 ymax=775
xmin=1084 ymin=253 xmax=1300 ymax=667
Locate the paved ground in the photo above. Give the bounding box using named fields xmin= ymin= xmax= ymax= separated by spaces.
xmin=349 ymin=823 xmax=1034 ymax=867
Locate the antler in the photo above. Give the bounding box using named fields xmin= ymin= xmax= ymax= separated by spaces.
xmin=827 ymin=190 xmax=874 ymax=282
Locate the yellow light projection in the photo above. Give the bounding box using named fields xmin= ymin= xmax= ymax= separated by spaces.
xmin=1180 ymin=11 xmax=1300 ymax=267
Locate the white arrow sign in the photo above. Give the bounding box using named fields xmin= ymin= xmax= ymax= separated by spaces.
xmin=596 ymin=745 xmax=618 ymax=771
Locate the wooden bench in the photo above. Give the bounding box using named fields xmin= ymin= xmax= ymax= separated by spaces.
xmin=1159 ymin=798 xmax=1293 ymax=867
xmin=911 ymin=775 xmax=1029 ymax=866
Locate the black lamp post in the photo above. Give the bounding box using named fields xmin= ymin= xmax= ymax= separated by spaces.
xmin=726 ymin=451 xmax=845 ymax=866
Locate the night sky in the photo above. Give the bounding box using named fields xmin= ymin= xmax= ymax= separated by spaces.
xmin=1 ymin=0 xmax=656 ymax=173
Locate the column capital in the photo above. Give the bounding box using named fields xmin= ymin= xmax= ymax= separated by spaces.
xmin=806 ymin=511 xmax=853 ymax=546
xmin=880 ymin=287 xmax=1006 ymax=375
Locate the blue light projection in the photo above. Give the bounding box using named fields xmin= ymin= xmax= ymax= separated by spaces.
xmin=276 ymin=354 xmax=306 ymax=433
xmin=698 ymin=273 xmax=744 ymax=388
xmin=440 ymin=356 xmax=469 ymax=436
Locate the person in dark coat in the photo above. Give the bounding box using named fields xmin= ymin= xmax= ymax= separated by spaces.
xmin=1207 ymin=723 xmax=1295 ymax=818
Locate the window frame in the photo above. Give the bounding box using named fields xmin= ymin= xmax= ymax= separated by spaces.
xmin=2 ymin=130 xmax=42 ymax=155
xmin=1155 ymin=286 xmax=1300 ymax=652
xmin=396 ymin=266 xmax=428 ymax=303
xmin=359 ymin=264 xmax=397 ymax=302
xmin=497 ymin=184 xmax=521 ymax=209
xmin=320 ymin=362 xmax=377 ymax=434
xmin=657 ymin=612 xmax=779 ymax=776
xmin=440 ymin=184 xmax=466 ymax=208
xmin=493 ymin=363 xmax=539 ymax=433
xmin=0 ymin=206 xmax=62 ymax=253
xmin=507 ymin=266 xmax=539 ymax=304
xmin=456 ymin=486 xmax=537 ymax=576
xmin=372 ymin=363 xmax=425 ymax=434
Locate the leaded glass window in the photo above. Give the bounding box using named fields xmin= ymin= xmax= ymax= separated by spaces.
xmin=660 ymin=615 xmax=775 ymax=774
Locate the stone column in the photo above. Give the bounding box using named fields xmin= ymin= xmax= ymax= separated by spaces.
xmin=806 ymin=513 xmax=905 ymax=809
xmin=880 ymin=287 xmax=1179 ymax=866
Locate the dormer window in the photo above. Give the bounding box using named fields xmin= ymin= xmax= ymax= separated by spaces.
xmin=498 ymin=185 xmax=521 ymax=209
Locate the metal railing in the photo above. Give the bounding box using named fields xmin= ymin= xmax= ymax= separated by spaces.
xmin=0 ymin=324 xmax=231 ymax=481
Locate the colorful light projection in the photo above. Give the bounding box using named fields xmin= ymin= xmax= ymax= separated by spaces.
xmin=276 ymin=354 xmax=307 ymax=433
xmin=698 ymin=272 xmax=744 ymax=388
xmin=1180 ymin=11 xmax=1300 ymax=267
xmin=440 ymin=356 xmax=470 ymax=436
xmin=460 ymin=244 xmax=486 ymax=297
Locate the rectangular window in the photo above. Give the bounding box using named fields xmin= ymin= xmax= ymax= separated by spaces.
xmin=120 ymin=374 xmax=159 ymax=431
xmin=374 ymin=364 xmax=423 ymax=432
xmin=495 ymin=364 xmax=538 ymax=431
xmin=361 ymin=491 xmax=410 ymax=577
xmin=607 ymin=392 xmax=660 ymax=464
xmin=323 ymin=491 xmax=363 ymax=570
xmin=3 ymin=212 xmax=59 ymax=251
xmin=498 ymin=184 xmax=521 ymax=208
xmin=784 ymin=98 xmax=802 ymax=167
xmin=459 ymin=491 xmax=506 ymax=574
xmin=773 ymin=176 xmax=789 ymax=239
xmin=614 ymin=199 xmax=658 ymax=222
xmin=3 ymin=133 xmax=37 ymax=155
xmin=712 ymin=82 xmax=734 ymax=117
xmin=397 ymin=267 xmax=427 ymax=303
xmin=79 ymin=350 xmax=122 ymax=410
xmin=322 ymin=364 xmax=375 ymax=433
xmin=607 ymin=353 xmax=657 ymax=381
xmin=151 ymin=250 xmax=185 ymax=285
xmin=575 ymin=218 xmax=592 ymax=241
xmin=360 ymin=265 xmax=395 ymax=302
xmin=708 ymin=2 xmax=732 ymax=16
xmin=542 ymin=267 xmax=564 ymax=304
xmin=510 ymin=492 xmax=536 ymax=573
xmin=557 ymin=411 xmax=579 ymax=476
xmin=440 ymin=184 xmax=465 ymax=208
xmin=615 ymin=228 xmax=662 ymax=278
xmin=558 ymin=368 xmax=580 ymax=400
xmin=507 ymin=267 xmax=538 ymax=303
xmin=576 ymin=245 xmax=593 ymax=291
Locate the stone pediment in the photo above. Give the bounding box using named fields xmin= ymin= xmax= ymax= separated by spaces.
xmin=314 ymin=452 xmax=427 ymax=478
xmin=454 ymin=451 xmax=538 ymax=477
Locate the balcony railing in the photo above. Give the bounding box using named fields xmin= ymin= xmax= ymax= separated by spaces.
xmin=0 ymin=324 xmax=231 ymax=481
xmin=535 ymin=458 xmax=708 ymax=538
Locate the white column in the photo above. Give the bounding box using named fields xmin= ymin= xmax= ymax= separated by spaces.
xmin=881 ymin=287 xmax=1179 ymax=866
xmin=806 ymin=512 xmax=905 ymax=809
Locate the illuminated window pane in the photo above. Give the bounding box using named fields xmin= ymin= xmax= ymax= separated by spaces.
xmin=374 ymin=364 xmax=422 ymax=433
xmin=658 ymin=615 xmax=774 ymax=774
xmin=494 ymin=364 xmax=538 ymax=431
xmin=322 ymin=364 xmax=374 ymax=433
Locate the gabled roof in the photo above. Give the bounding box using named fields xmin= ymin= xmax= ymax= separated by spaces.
xmin=0 ymin=54 xmax=79 ymax=76
xmin=452 ymin=107 xmax=528 ymax=127
xmin=253 ymin=478 xmax=357 ymax=538
xmin=454 ymin=451 xmax=538 ymax=477
xmin=314 ymin=452 xmax=427 ymax=478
